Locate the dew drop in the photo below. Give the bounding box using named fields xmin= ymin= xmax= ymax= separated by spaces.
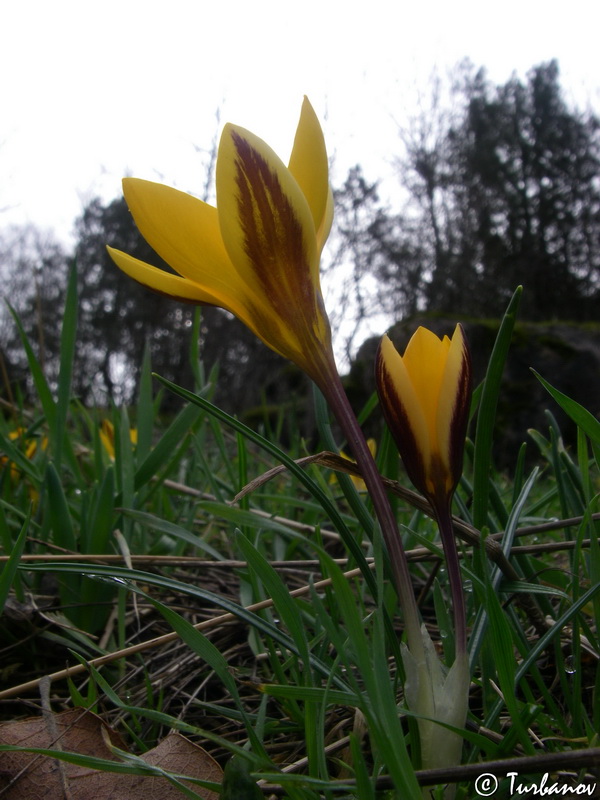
xmin=564 ymin=655 xmax=577 ymax=675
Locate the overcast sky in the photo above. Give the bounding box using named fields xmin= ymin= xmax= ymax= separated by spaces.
xmin=2 ymin=0 xmax=599 ymax=247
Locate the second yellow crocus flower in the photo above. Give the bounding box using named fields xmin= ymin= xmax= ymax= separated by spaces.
xmin=375 ymin=325 xmax=471 ymax=513
xmin=107 ymin=98 xmax=335 ymax=390
xmin=376 ymin=325 xmax=472 ymax=785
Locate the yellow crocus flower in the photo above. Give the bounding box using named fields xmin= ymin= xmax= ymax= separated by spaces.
xmin=375 ymin=325 xmax=472 ymax=511
xmin=107 ymin=97 xmax=336 ymax=389
xmin=331 ymin=438 xmax=377 ymax=492
xmin=106 ymin=101 xmax=429 ymax=719
xmin=99 ymin=420 xmax=138 ymax=461
xmin=376 ymin=325 xmax=472 ymax=782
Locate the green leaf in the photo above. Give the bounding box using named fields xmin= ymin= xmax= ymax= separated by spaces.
xmin=484 ymin=574 xmax=535 ymax=753
xmin=222 ymin=755 xmax=263 ymax=800
xmin=135 ymin=344 xmax=154 ymax=463
xmin=532 ymin=370 xmax=600 ymax=445
xmin=134 ymin=401 xmax=202 ymax=490
xmin=154 ymin=375 xmax=379 ymax=600
xmin=54 ymin=261 xmax=78 ymax=470
xmin=258 ymin=684 xmax=359 ymax=706
xmin=468 ymin=467 xmax=539 ymax=670
xmin=0 ymin=508 xmax=30 ymax=614
xmin=86 ymin=467 xmax=115 ymax=553
xmin=7 ymin=304 xmax=56 ymax=429
xmin=472 ymin=287 xmax=522 ymax=529
xmin=317 ymin=553 xmax=422 ymax=798
xmin=24 ymin=562 xmax=352 ymax=691
xmin=45 ymin=462 xmax=76 ymax=551
xmin=236 ymin=533 xmax=311 ymax=672
xmin=485 ymin=578 xmax=600 ymax=732
xmin=120 ymin=508 xmax=224 ymax=560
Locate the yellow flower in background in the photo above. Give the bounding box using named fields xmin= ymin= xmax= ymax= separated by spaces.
xmin=100 ymin=420 xmax=137 ymax=461
xmin=0 ymin=427 xmax=47 ymax=505
xmin=9 ymin=428 xmax=38 ymax=461
xmin=1 ymin=428 xmax=47 ymax=480
xmin=375 ymin=325 xmax=472 ymax=510
xmin=331 ymin=439 xmax=377 ymax=492
xmin=107 ymin=97 xmax=336 ymax=388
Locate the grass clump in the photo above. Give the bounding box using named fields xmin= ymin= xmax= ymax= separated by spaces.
xmin=0 ymin=276 xmax=599 ymax=798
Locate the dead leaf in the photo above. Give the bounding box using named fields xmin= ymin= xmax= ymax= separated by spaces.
xmin=0 ymin=708 xmax=222 ymax=799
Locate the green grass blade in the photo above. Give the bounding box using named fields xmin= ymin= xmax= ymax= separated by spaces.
xmin=469 ymin=467 xmax=539 ymax=669
xmin=120 ymin=508 xmax=225 ymax=560
xmin=149 ymin=596 xmax=267 ymax=758
xmin=0 ymin=430 xmax=41 ymax=483
xmin=318 ymin=553 xmax=421 ymax=798
xmin=86 ymin=467 xmax=115 ymax=553
xmin=154 ymin=375 xmax=379 ymax=600
xmin=485 ymin=578 xmax=600 ymax=731
xmin=7 ymin=304 xmax=56 ymax=428
xmin=45 ymin=462 xmax=76 ymax=551
xmin=236 ymin=532 xmax=311 ymax=674
xmin=483 ymin=574 xmax=536 ymax=753
xmin=116 ymin=406 xmax=135 ymax=509
xmin=135 ymin=344 xmax=154 ymax=463
xmin=0 ymin=508 xmax=30 ymax=613
xmin=532 ymin=370 xmax=600 ymax=445
xmin=54 ymin=261 xmax=78 ymax=471
xmin=133 ymin=401 xmax=203 ymax=490
xmin=0 ymin=745 xmax=213 ymax=799
xmin=24 ymin=562 xmax=352 ymax=691
xmin=472 ymin=286 xmax=522 ymax=530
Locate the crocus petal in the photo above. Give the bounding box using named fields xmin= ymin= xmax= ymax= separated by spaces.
xmin=217 ymin=122 xmax=320 ymax=294
xmin=402 ymin=327 xmax=450 ymax=434
xmin=121 ymin=179 xmax=234 ymax=294
xmin=115 ymin=179 xmax=300 ymax=343
xmin=216 ymin=122 xmax=333 ymax=379
xmin=107 ymin=246 xmax=265 ymax=335
xmin=288 ymin=97 xmax=332 ymax=250
xmin=106 ymin=247 xmax=217 ymax=304
xmin=376 ymin=326 xmax=472 ymax=505
xmin=437 ymin=325 xmax=472 ymax=492
xmin=316 ymin=186 xmax=334 ymax=254
xmin=376 ymin=334 xmax=430 ymax=492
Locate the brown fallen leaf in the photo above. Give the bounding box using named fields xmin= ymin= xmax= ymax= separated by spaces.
xmin=0 ymin=708 xmax=222 ymax=799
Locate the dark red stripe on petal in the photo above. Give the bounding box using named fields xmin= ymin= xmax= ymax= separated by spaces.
xmin=375 ymin=342 xmax=429 ymax=498
xmin=448 ymin=330 xmax=473 ymax=493
xmin=231 ymin=131 xmax=315 ymax=321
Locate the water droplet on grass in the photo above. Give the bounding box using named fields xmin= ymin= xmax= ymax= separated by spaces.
xmin=564 ymin=655 xmax=576 ymax=674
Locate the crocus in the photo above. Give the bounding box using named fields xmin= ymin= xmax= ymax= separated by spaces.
xmin=331 ymin=438 xmax=377 ymax=492
xmin=107 ymin=97 xmax=335 ymax=389
xmin=1 ymin=428 xmax=46 ymax=480
xmin=375 ymin=325 xmax=471 ymax=515
xmin=376 ymin=325 xmax=472 ymax=786
xmin=107 ymin=99 xmax=425 ymax=714
xmin=99 ymin=420 xmax=137 ymax=461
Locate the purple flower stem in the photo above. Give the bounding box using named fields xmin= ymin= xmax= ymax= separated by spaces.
xmin=321 ymin=373 xmax=425 ymax=661
xmin=432 ymin=503 xmax=467 ymax=658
